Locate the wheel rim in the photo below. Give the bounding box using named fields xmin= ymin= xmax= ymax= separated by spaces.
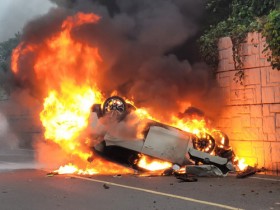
xmin=193 ymin=133 xmax=215 ymax=153
xmin=103 ymin=96 xmax=127 ymax=119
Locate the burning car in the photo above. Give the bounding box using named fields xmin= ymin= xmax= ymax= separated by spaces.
xmin=89 ymin=96 xmax=235 ymax=175
xmin=11 ymin=11 xmax=251 ymax=176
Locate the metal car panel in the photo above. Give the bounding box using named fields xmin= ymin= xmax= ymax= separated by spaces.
xmin=104 ymin=134 xmax=144 ymax=152
xmin=141 ymin=126 xmax=192 ymax=165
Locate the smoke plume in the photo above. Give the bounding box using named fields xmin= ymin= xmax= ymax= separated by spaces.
xmin=13 ymin=0 xmax=225 ymax=121
xmin=0 ymin=111 xmax=19 ymax=150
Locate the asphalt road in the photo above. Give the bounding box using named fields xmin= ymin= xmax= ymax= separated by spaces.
xmin=1 ymin=150 xmax=280 ymax=210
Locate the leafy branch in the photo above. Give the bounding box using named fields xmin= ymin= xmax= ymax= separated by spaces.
xmin=0 ymin=32 xmax=21 ymax=72
xmin=199 ymin=0 xmax=279 ymax=81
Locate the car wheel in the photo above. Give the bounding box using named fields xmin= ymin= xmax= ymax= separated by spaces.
xmin=102 ymin=96 xmax=127 ymax=120
xmin=192 ymin=133 xmax=215 ymax=153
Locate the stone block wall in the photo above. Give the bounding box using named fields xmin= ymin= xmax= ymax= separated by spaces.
xmin=216 ymin=32 xmax=280 ymax=171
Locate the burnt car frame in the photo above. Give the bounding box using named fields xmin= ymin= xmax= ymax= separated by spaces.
xmin=90 ymin=96 xmax=234 ymax=174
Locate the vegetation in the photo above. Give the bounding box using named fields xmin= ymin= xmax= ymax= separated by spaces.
xmin=262 ymin=10 xmax=280 ymax=70
xmin=199 ymin=0 xmax=280 ymax=78
xmin=0 ymin=33 xmax=20 ymax=72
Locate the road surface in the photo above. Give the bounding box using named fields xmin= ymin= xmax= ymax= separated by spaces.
xmin=0 ymin=149 xmax=280 ymax=210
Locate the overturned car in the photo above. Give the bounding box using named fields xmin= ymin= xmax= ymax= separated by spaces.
xmin=89 ymin=96 xmax=235 ymax=175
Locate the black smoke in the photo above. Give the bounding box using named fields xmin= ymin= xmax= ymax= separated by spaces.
xmin=14 ymin=0 xmax=225 ymax=121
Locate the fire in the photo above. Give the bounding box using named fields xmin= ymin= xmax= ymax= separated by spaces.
xmin=171 ymin=116 xmax=209 ymax=135
xmin=11 ymin=43 xmax=36 ymax=74
xmin=235 ymin=157 xmax=248 ymax=171
xmin=55 ymin=158 xmax=133 ymax=175
xmin=55 ymin=164 xmax=92 ymax=175
xmin=137 ymin=155 xmax=172 ymax=171
xmin=39 ymin=85 xmax=99 ymax=162
xmin=11 ymin=11 xmax=249 ymax=175
xmin=11 ymin=12 xmax=135 ymax=175
xmin=41 ymin=86 xmax=96 ymax=142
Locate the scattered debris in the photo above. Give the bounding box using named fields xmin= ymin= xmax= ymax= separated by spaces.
xmin=113 ymin=174 xmax=122 ymax=178
xmin=103 ymin=183 xmax=110 ymax=189
xmin=172 ymin=164 xmax=181 ymax=171
xmin=175 ymin=174 xmax=198 ymax=182
xmin=186 ymin=165 xmax=224 ymax=177
xmin=161 ymin=164 xmax=182 ymax=176
xmin=188 ymin=148 xmax=233 ymax=174
xmin=236 ymin=166 xmax=257 ymax=178
xmin=162 ymin=168 xmax=174 ymax=176
xmin=46 ymin=172 xmax=58 ymax=177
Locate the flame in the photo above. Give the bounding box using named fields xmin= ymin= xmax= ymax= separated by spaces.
xmin=41 ymin=86 xmax=96 ymax=142
xmin=171 ymin=116 xmax=209 ymax=135
xmin=11 ymin=43 xmax=36 ymax=74
xmin=55 ymin=158 xmax=133 ymax=175
xmin=234 ymin=157 xmax=248 ymax=171
xmin=11 ymin=12 xmax=249 ymax=175
xmin=54 ymin=164 xmax=93 ymax=175
xmin=131 ymin=104 xmax=212 ymax=137
xmin=137 ymin=155 xmax=172 ymax=171
xmin=11 ymin=12 xmax=135 ymax=175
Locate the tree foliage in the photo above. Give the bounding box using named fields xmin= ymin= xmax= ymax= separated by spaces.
xmin=0 ymin=33 xmax=21 ymax=72
xmin=263 ymin=10 xmax=280 ymax=70
xmin=199 ymin=0 xmax=279 ymax=73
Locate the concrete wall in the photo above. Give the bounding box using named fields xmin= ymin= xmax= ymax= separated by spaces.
xmin=216 ymin=32 xmax=280 ymax=171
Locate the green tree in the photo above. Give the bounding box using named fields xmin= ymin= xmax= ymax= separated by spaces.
xmin=0 ymin=32 xmax=21 ymax=72
xmin=199 ymin=0 xmax=279 ymax=72
xmin=263 ymin=9 xmax=280 ymax=70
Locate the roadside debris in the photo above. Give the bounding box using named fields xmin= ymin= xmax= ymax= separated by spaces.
xmin=175 ymin=173 xmax=198 ymax=182
xmin=46 ymin=172 xmax=58 ymax=177
xmin=103 ymin=184 xmax=110 ymax=189
xmin=188 ymin=148 xmax=234 ymax=174
xmin=186 ymin=165 xmax=224 ymax=177
xmin=236 ymin=166 xmax=258 ymax=178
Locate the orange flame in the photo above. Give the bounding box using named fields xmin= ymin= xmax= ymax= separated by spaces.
xmin=234 ymin=157 xmax=248 ymax=171
xmin=54 ymin=164 xmax=95 ymax=175
xmin=11 ymin=12 xmax=135 ymax=175
xmin=11 ymin=12 xmax=248 ymax=175
xmin=55 ymin=158 xmax=133 ymax=175
xmin=137 ymin=155 xmax=172 ymax=171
